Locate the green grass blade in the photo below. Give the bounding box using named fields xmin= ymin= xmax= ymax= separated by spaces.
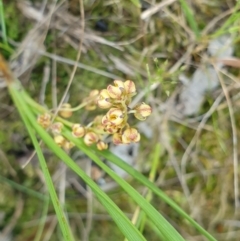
xmin=179 ymin=0 xmax=200 ymax=39
xmin=64 ymin=132 xmax=186 ymax=241
xmin=29 ymin=133 xmax=75 ymax=241
xmin=138 ymin=143 xmax=161 ymax=232
xmin=0 ymin=0 xmax=8 ymax=45
xmin=9 ymin=83 xmax=147 ymax=241
xmin=15 ymin=81 xmax=215 ymax=240
xmin=21 ymin=89 xmax=189 ymax=240
xmin=0 ymin=175 xmax=49 ymax=201
xmin=210 ymin=2 xmax=240 ymax=38
xmin=10 ymin=89 xmax=75 ymax=241
xmin=96 ymin=149 xmax=217 ymax=241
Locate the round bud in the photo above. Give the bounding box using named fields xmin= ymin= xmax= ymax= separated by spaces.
xmin=122 ymin=128 xmax=140 ymax=144
xmin=59 ymin=103 xmax=72 ymax=118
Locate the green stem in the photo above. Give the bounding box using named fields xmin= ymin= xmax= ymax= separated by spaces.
xmin=0 ymin=0 xmax=8 ymax=46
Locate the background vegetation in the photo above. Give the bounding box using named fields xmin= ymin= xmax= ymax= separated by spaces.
xmin=1 ymin=0 xmax=240 ymax=240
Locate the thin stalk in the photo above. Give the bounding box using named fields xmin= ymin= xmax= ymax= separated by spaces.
xmin=0 ymin=0 xmax=8 ymax=45
xmin=0 ymin=175 xmax=49 ymax=201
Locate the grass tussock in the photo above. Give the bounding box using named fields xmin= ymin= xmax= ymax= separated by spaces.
xmin=1 ymin=0 xmax=240 ymax=240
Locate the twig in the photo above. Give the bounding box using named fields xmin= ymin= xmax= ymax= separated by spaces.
xmin=52 ymin=0 xmax=84 ymax=123
xmin=52 ymin=55 xmax=58 ymax=109
xmin=42 ymin=217 xmax=58 ymax=241
xmin=141 ymin=0 xmax=176 ymax=20
xmin=40 ymin=50 xmax=121 ymax=80
xmin=213 ymin=64 xmax=239 ymax=210
xmin=39 ymin=63 xmax=50 ymax=106
xmin=58 ymin=162 xmax=67 ymax=205
xmin=202 ymin=8 xmax=234 ymax=35
xmin=1 ymin=195 xmax=24 ymax=237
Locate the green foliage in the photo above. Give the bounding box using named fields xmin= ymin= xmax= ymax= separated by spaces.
xmin=5 ymin=78 xmax=217 ymax=240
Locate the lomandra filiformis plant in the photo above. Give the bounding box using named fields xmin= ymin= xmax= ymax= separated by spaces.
xmin=38 ymin=80 xmax=152 ymax=151
xmin=1 ymin=53 xmax=218 ymax=241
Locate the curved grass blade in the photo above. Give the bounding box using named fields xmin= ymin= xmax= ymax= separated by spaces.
xmin=10 ymin=89 xmax=74 ymax=241
xmin=9 ymin=83 xmax=147 ymax=241
xmin=18 ymin=80 xmax=215 ymax=240
xmin=0 ymin=175 xmax=49 ymax=201
xmin=96 ymin=149 xmax=218 ymax=241
xmin=64 ymin=132 xmax=186 ymax=241
xmin=179 ymin=0 xmax=200 ymax=39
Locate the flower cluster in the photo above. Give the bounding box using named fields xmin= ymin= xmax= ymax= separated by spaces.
xmin=37 ymin=80 xmax=151 ymax=151
xmin=37 ymin=113 xmax=75 ymax=150
xmin=97 ymin=80 xmax=151 ymax=145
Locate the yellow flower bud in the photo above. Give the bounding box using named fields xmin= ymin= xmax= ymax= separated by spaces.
xmin=89 ymin=89 xmax=99 ymax=97
xmin=107 ymin=83 xmax=123 ymax=99
xmin=54 ymin=135 xmax=65 ymax=147
xmin=97 ymin=141 xmax=108 ymax=150
xmin=72 ymin=124 xmax=85 ymax=138
xmin=134 ymin=103 xmax=152 ymax=120
xmin=59 ymin=103 xmax=72 ymax=118
xmin=63 ymin=141 xmax=75 ymax=150
xmin=84 ymin=132 xmax=99 ymax=146
xmin=113 ymin=80 xmax=125 ymax=90
xmin=84 ymin=89 xmax=99 ymax=110
xmin=112 ymin=133 xmax=123 ymax=145
xmin=106 ymin=108 xmax=124 ymax=126
xmin=50 ymin=122 xmax=63 ymax=134
xmin=97 ymin=89 xmax=112 ymax=109
xmin=94 ymin=115 xmax=104 ymax=124
xmin=122 ymin=128 xmax=140 ymax=144
xmin=85 ymin=100 xmax=97 ymax=110
xmin=104 ymin=124 xmax=119 ymax=134
xmin=92 ymin=115 xmax=105 ymax=131
xmin=37 ymin=113 xmax=51 ymax=128
xmin=101 ymin=115 xmax=110 ymax=126
xmin=124 ymin=80 xmax=136 ymax=96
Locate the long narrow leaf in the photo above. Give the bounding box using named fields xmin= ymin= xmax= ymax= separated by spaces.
xmin=64 ymin=132 xmax=186 ymax=241
xmin=9 ymin=83 xmax=147 ymax=241
xmin=179 ymin=0 xmax=200 ymax=38
xmin=0 ymin=175 xmax=49 ymax=201
xmin=19 ymin=81 xmax=216 ymax=240
xmin=10 ymin=88 xmax=75 ymax=241
xmin=96 ymin=149 xmax=218 ymax=241
xmin=0 ymin=0 xmax=8 ymax=45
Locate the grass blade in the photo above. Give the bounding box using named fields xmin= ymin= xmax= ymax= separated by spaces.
xmin=10 ymin=89 xmax=75 ymax=241
xmin=96 ymin=149 xmax=218 ymax=241
xmin=64 ymin=132 xmax=186 ymax=241
xmin=0 ymin=175 xmax=49 ymax=201
xmin=179 ymin=0 xmax=200 ymax=39
xmin=0 ymin=0 xmax=8 ymax=45
xmin=9 ymin=82 xmax=147 ymax=241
